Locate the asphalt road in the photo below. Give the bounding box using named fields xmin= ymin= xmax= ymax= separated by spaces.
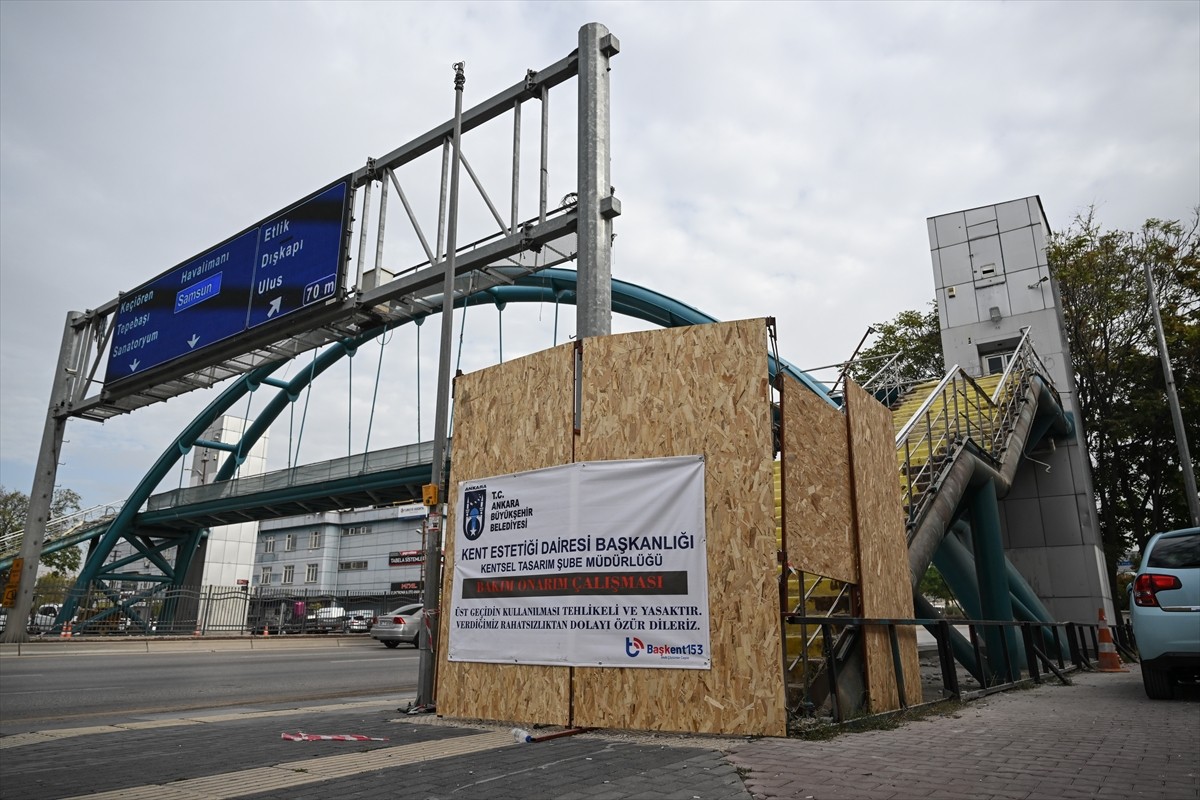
xmin=0 ymin=636 xmax=419 ymax=733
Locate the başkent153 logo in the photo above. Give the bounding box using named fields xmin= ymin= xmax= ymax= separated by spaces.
xmin=463 ymin=488 xmax=487 ymax=541
xmin=625 ymin=637 xmax=705 ymax=659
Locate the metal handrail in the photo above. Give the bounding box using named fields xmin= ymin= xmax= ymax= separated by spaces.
xmin=0 ymin=502 xmax=123 ymax=559
xmin=893 ymin=332 xmax=1058 ymax=532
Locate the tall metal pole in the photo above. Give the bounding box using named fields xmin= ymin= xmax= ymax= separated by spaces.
xmin=2 ymin=312 xmax=77 ymax=644
xmin=1144 ymin=262 xmax=1200 ymax=526
xmin=576 ymin=22 xmax=619 ymax=338
xmin=416 ymin=61 xmax=465 ymax=710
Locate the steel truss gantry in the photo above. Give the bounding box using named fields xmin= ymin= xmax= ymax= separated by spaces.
xmin=4 ymin=23 xmax=620 ymax=643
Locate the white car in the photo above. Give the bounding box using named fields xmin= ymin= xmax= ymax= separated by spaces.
xmin=343 ymin=610 xmax=375 ymax=633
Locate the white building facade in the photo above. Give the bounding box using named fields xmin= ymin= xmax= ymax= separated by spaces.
xmin=254 ymin=503 xmax=429 ymax=597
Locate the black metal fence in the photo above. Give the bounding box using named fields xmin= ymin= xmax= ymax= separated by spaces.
xmin=12 ymin=586 xmax=424 ymax=636
xmin=787 ymin=614 xmax=1107 ymax=723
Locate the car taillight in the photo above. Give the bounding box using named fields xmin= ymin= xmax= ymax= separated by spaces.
xmin=1134 ymin=573 xmax=1182 ymax=607
xmin=371 ymin=616 xmax=378 ymax=625
xmin=393 ymin=616 xmax=405 ymax=624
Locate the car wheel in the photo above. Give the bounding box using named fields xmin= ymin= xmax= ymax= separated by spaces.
xmin=383 ymin=640 xmax=400 ymax=649
xmin=1142 ymin=664 xmax=1174 ymax=699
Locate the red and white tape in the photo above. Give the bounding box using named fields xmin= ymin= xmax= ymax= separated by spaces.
xmin=281 ymin=732 xmax=389 ymax=742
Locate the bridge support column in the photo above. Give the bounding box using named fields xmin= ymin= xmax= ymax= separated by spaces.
xmin=969 ymin=480 xmax=1020 ymax=682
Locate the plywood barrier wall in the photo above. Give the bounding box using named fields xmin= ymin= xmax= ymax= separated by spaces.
xmin=844 ymin=381 xmax=923 ymax=711
xmin=436 ymin=342 xmax=577 ymax=725
xmin=781 ymin=375 xmax=857 ymax=585
xmin=574 ymin=319 xmax=785 ymax=736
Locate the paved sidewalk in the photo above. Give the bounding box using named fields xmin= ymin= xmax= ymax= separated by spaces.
xmin=1 ymin=666 xmax=1195 ymax=799
xmin=728 ymin=668 xmax=1200 ymax=800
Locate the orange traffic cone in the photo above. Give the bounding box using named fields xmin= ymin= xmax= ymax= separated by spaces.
xmin=60 ymin=621 xmax=72 ymax=639
xmin=262 ymin=623 xmax=269 ymax=637
xmin=1096 ymin=608 xmax=1128 ymax=673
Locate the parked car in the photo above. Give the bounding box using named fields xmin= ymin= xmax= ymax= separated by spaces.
xmin=307 ymin=606 xmax=347 ymax=634
xmin=1130 ymin=526 xmax=1200 ymax=699
xmin=343 ymin=610 xmax=375 ymax=633
xmin=0 ymin=604 xmax=63 ymax=634
xmin=29 ymin=604 xmax=62 ymax=633
xmin=371 ymin=603 xmax=423 ymax=648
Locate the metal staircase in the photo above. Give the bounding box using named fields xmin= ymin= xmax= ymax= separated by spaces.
xmin=893 ymin=328 xmax=1056 ymax=539
xmin=1 ymin=503 xmax=120 ymax=569
xmin=783 ymin=328 xmax=1069 ymax=717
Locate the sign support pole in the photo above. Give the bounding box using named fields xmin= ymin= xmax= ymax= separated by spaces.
xmin=416 ymin=61 xmax=466 ymax=710
xmin=1 ymin=313 xmax=78 ymax=643
xmin=576 ymin=22 xmax=618 ymax=339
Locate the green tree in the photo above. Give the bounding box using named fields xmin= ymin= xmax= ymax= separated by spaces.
xmin=918 ymin=565 xmax=962 ymax=617
xmin=0 ymin=485 xmax=84 ymax=575
xmin=847 ymin=303 xmax=943 ymax=388
xmin=1048 ymin=209 xmax=1200 ymax=587
xmin=34 ymin=571 xmax=75 ymax=604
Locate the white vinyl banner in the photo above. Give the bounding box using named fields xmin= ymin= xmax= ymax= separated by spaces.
xmin=449 ymin=455 xmax=710 ymax=669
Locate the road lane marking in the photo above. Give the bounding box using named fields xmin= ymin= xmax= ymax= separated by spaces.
xmin=0 ymin=699 xmax=411 ymax=748
xmin=0 ymin=685 xmax=123 ymax=695
xmin=58 ymin=730 xmax=516 ymax=799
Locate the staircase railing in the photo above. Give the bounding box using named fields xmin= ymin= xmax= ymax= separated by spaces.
xmin=895 ymin=328 xmax=1051 ymax=535
xmin=0 ymin=502 xmax=122 ymax=562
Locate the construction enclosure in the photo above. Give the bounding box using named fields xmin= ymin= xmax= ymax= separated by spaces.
xmin=437 ymin=319 xmax=920 ymax=736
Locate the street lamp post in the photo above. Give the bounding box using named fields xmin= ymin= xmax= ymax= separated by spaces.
xmin=1144 ymin=261 xmax=1200 ymax=526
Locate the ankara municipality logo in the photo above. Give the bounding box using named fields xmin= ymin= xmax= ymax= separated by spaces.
xmin=463 ymin=488 xmax=487 ymax=541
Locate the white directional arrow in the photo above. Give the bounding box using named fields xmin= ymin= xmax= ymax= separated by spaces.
xmin=130 ymin=359 xmax=140 ymax=372
xmin=188 ymin=334 xmax=200 ymax=348
xmin=267 ymin=297 xmax=282 ymax=318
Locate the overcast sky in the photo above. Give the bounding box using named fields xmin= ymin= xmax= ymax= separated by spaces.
xmin=1 ymin=0 xmax=1197 ymax=513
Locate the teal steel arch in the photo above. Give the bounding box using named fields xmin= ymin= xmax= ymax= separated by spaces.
xmin=60 ymin=270 xmax=832 ymax=630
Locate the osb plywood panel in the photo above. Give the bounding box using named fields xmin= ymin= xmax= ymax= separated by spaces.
xmin=437 ymin=343 xmax=576 ymax=726
xmin=573 ymin=319 xmax=786 ymax=737
xmin=781 ymin=375 xmax=857 ymax=585
xmin=845 ymin=380 xmax=923 ymax=711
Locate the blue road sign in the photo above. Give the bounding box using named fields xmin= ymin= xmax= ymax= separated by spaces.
xmin=105 ymin=178 xmax=350 ymax=386
xmin=247 ymin=181 xmax=349 ymax=329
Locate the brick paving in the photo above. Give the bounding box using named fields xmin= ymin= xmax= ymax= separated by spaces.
xmin=727 ymin=667 xmax=1200 ymax=800
xmin=1 ymin=665 xmax=1195 ymax=800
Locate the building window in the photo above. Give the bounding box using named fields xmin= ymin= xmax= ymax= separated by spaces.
xmin=343 ymin=525 xmax=373 ymax=536
xmin=338 ymin=560 xmax=368 ymax=571
xmin=285 ymin=533 xmax=296 ymax=551
xmin=984 ymin=352 xmax=1015 ymax=375
xmin=282 ymin=565 xmax=295 ymax=584
xmin=309 ymin=530 xmax=321 ymax=549
xmin=305 ymin=563 xmax=318 ymax=583
xmin=264 ymin=537 xmax=276 ymax=553
xmin=260 ymin=567 xmax=272 ymax=585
